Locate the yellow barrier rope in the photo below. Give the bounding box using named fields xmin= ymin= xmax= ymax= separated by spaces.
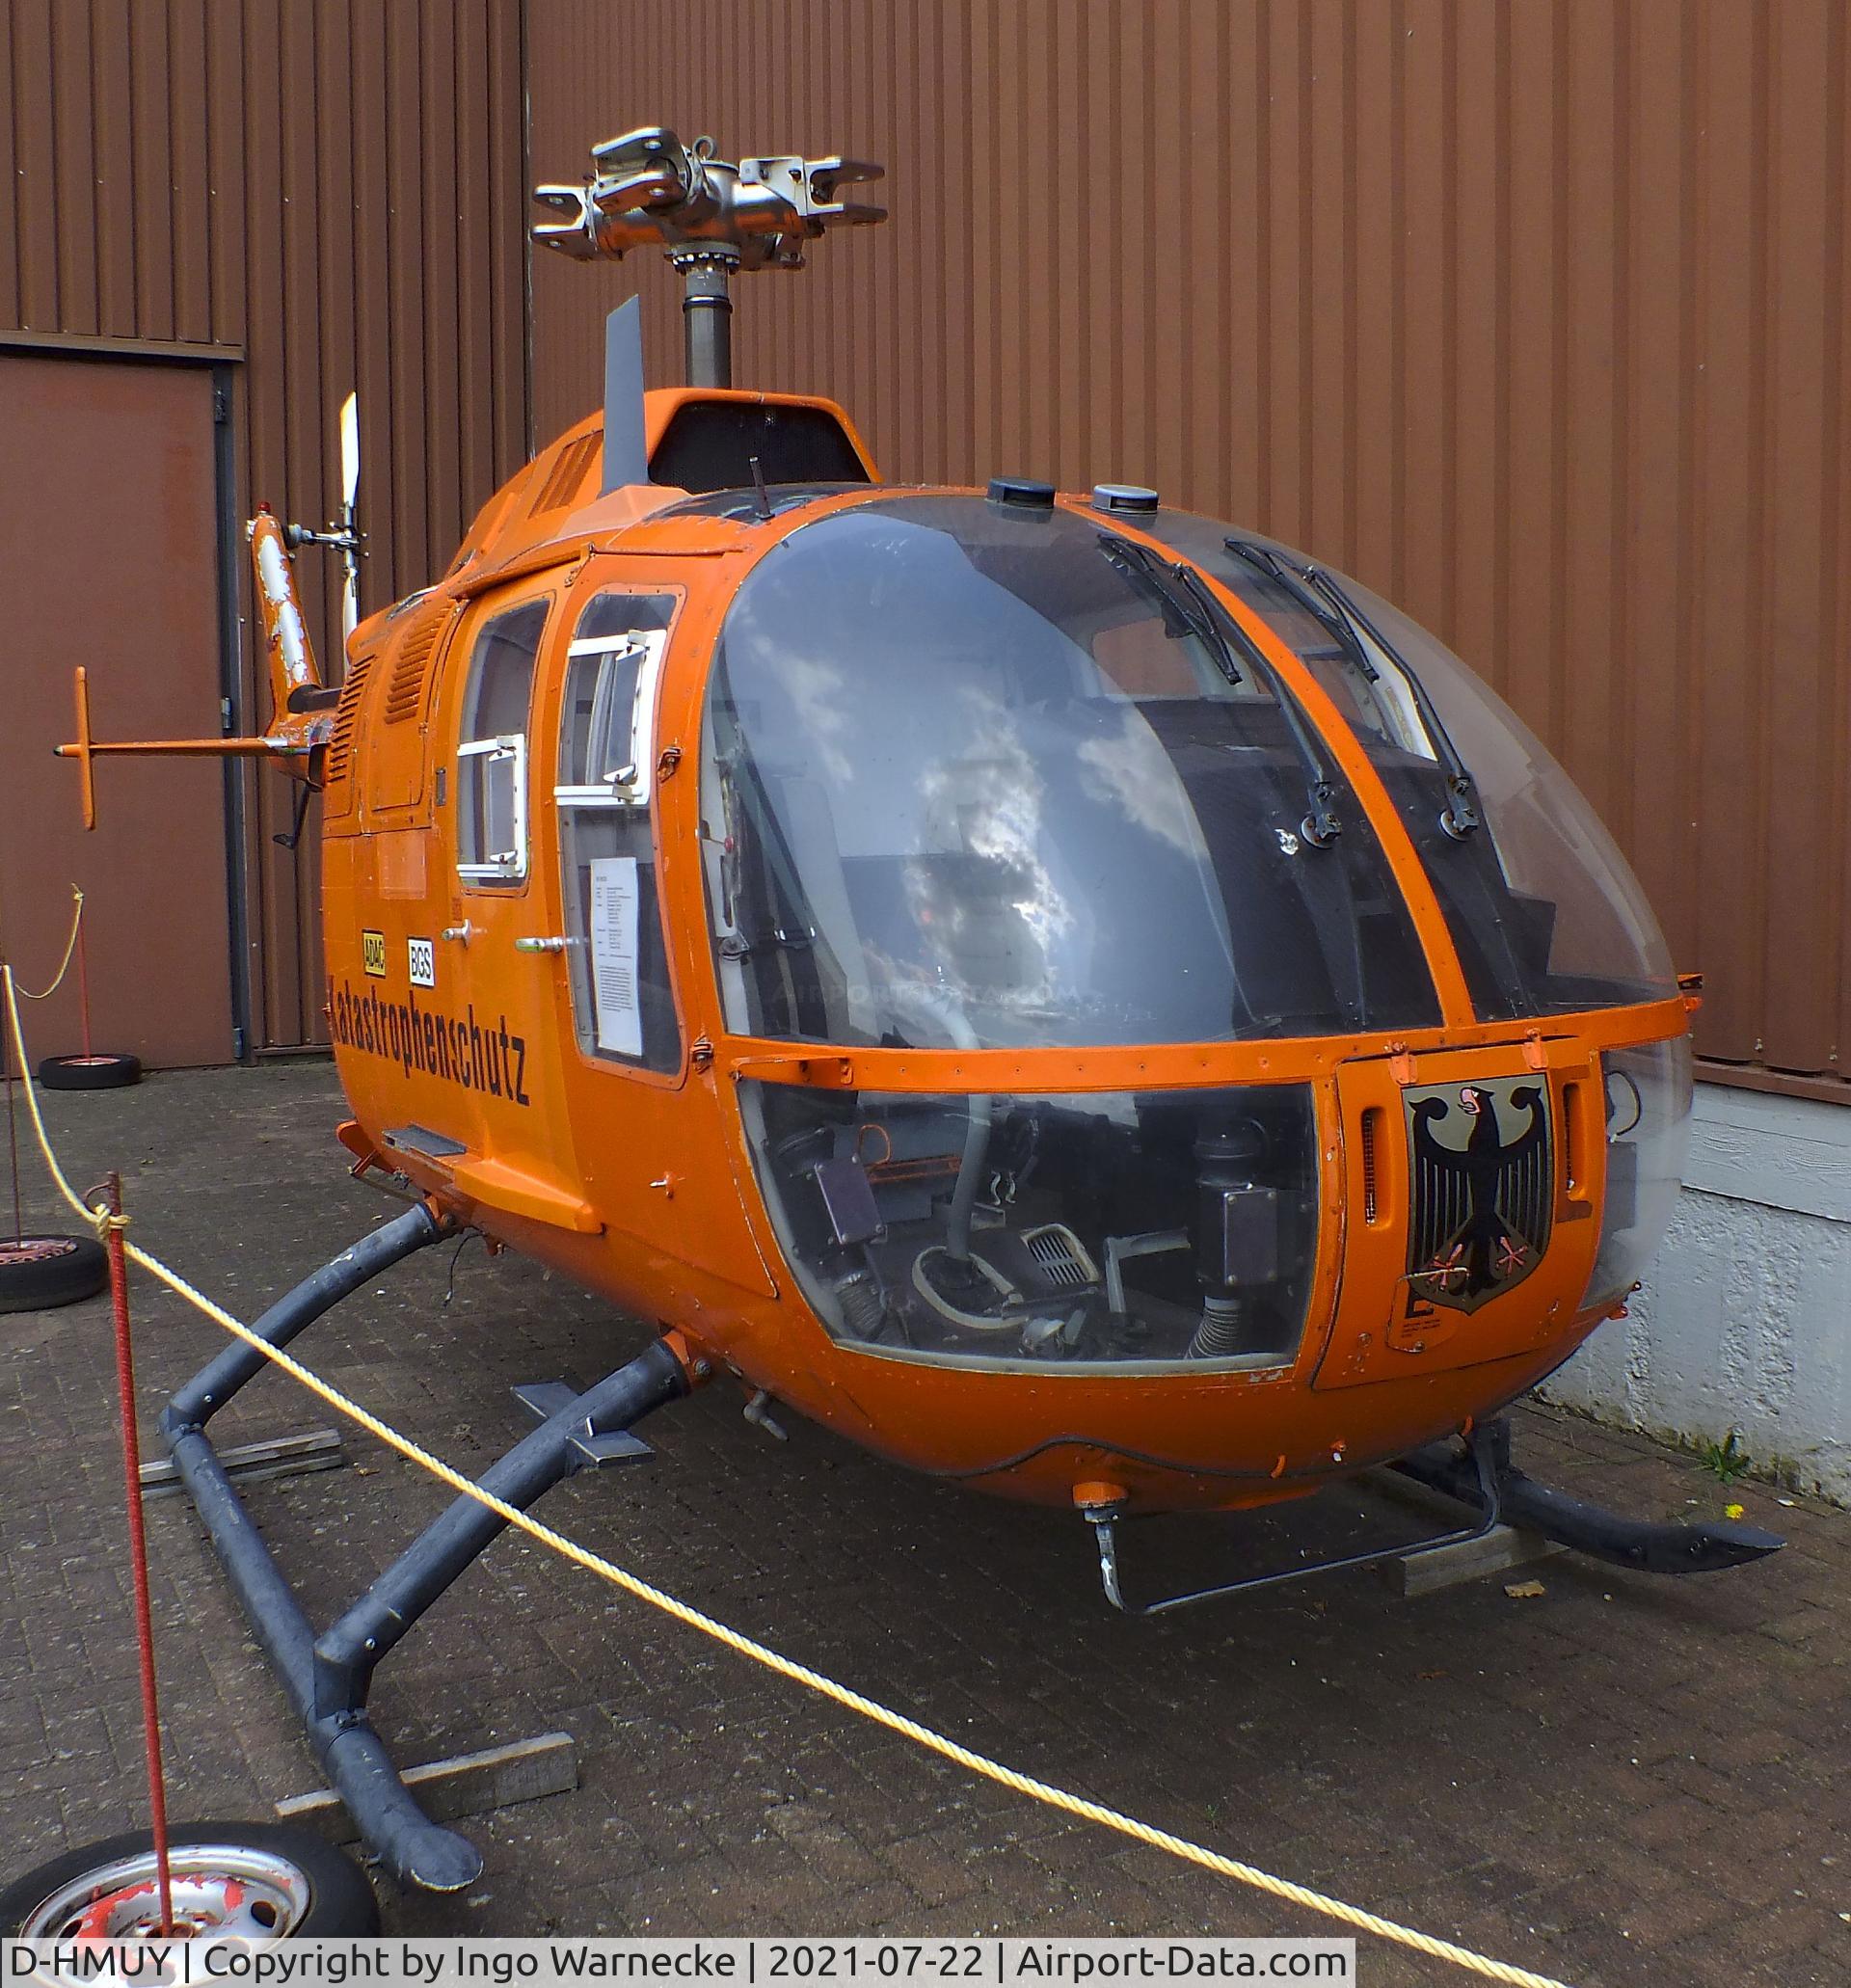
xmin=2 ymin=968 xmax=1573 ymax=1988
xmin=13 ymin=888 xmax=85 ymax=1001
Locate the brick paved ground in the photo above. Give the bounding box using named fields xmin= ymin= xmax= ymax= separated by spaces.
xmin=1 ymin=1063 xmax=1845 ymax=1986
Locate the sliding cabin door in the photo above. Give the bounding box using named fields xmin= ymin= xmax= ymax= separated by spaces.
xmin=425 ymin=582 xmax=599 ymax=1237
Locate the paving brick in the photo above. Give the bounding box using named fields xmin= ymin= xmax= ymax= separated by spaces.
xmin=0 ymin=1061 xmax=1844 ymax=1985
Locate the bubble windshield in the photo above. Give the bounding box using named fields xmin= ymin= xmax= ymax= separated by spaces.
xmin=1143 ymin=515 xmax=1678 ymax=1019
xmin=700 ymin=495 xmax=1440 ymax=1050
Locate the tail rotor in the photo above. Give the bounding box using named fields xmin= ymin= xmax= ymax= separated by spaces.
xmin=284 ymin=390 xmax=363 ymax=642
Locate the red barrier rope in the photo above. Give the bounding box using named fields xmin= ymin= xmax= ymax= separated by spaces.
xmin=98 ymin=1171 xmax=174 ymax=1935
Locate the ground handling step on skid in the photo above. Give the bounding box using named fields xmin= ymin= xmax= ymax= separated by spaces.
xmin=5 ymin=1942 xmax=1356 ymax=1987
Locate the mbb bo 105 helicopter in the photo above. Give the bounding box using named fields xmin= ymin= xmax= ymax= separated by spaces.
xmin=56 ymin=124 xmax=1781 ymax=1894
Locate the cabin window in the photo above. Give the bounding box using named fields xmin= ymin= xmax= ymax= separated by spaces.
xmin=738 ymin=1077 xmax=1322 ymax=1373
xmin=1140 ymin=513 xmax=1679 ymax=1021
xmin=456 ymin=600 xmax=549 ymax=884
xmin=700 ymin=495 xmax=1441 ymax=1051
xmin=554 ymin=591 xmax=682 ymax=1074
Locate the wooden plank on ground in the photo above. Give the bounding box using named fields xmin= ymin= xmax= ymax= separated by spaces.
xmin=274 ymin=1733 xmax=579 ymax=1841
xmin=140 ymin=1429 xmax=344 ymax=1499
xmin=1387 ymin=1524 xmax=1566 ymax=1598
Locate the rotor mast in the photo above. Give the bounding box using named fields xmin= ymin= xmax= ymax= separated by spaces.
xmin=531 ymin=126 xmax=886 ymax=390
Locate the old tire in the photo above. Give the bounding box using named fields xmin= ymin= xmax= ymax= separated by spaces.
xmin=37 ymin=1053 xmax=142 ymax=1091
xmin=0 ymin=1234 xmax=108 ymax=1313
xmin=0 ymin=1822 xmax=379 ymax=1938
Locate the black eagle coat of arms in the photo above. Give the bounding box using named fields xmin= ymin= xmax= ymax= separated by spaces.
xmin=1404 ymin=1078 xmax=1553 ymax=1314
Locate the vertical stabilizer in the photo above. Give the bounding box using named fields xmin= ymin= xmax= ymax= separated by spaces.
xmin=603 ymin=297 xmax=649 ymax=493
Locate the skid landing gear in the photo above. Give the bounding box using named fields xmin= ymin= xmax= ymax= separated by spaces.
xmin=1081 ymin=1416 xmax=1784 ymax=1615
xmin=159 ymin=1203 xmax=691 ymax=1892
xmin=1390 ymin=1418 xmax=1786 ymax=1575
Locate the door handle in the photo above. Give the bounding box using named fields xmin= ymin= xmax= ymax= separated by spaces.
xmin=514 ymin=934 xmax=578 ymax=954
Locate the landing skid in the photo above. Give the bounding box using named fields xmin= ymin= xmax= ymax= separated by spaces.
xmin=1081 ymin=1416 xmax=1784 ymax=1616
xmin=1390 ymin=1418 xmax=1786 ymax=1575
xmin=158 ymin=1204 xmax=689 ymax=1892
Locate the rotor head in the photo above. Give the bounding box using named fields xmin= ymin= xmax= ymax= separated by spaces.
xmin=532 ymin=125 xmax=886 ymax=272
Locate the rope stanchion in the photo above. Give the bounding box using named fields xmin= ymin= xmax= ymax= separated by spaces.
xmin=0 ymin=966 xmax=1574 ymax=1988
xmin=14 ymin=887 xmax=85 ymax=1002
xmin=3 ymin=972 xmax=20 ymax=1246
xmin=95 ymin=1169 xmax=174 ymax=1936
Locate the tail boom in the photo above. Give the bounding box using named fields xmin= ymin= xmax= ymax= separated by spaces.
xmin=54 ymin=512 xmax=330 ymax=829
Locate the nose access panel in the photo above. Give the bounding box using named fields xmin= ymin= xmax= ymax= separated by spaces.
xmin=1316 ymin=1044 xmax=1602 ymax=1389
xmin=1403 ymin=1074 xmax=1554 ymax=1316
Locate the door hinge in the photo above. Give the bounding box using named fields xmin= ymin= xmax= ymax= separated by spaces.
xmin=213 ymin=384 xmax=231 ymax=425
xmin=232 ymin=1025 xmax=248 ymax=1060
xmin=689 ymin=1034 xmax=714 ymax=1072
xmin=657 ymin=744 xmax=684 ymax=780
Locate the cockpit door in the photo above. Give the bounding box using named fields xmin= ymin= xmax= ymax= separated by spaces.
xmin=1315 ymin=1042 xmax=1603 ymax=1389
xmin=550 ymin=583 xmax=776 ymax=1296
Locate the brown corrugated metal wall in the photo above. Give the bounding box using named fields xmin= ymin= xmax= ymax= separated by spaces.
xmin=528 ymin=0 xmax=1851 ymax=1101
xmin=1 ymin=0 xmax=528 ymax=1049
xmin=5 ymin=3 xmax=1845 ymax=1093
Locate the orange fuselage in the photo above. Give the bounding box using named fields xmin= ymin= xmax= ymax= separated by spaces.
xmin=319 ymin=390 xmax=1686 ymax=1514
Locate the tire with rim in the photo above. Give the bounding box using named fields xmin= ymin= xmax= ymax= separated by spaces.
xmin=0 ymin=1234 xmax=109 ymax=1313
xmin=36 ymin=1053 xmax=142 ymax=1091
xmin=0 ymin=1822 xmax=379 ymax=1939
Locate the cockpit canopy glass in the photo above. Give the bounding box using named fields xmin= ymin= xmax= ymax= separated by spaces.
xmin=699 ymin=495 xmax=1442 ymax=1050
xmin=1143 ymin=515 xmax=1678 ymax=1019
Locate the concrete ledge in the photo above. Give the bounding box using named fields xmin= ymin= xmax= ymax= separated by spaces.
xmin=1683 ymin=1084 xmax=1851 ymax=1222
xmin=1542 ymin=1081 xmax=1851 ymax=1505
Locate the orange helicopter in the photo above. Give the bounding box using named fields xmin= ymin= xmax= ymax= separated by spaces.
xmin=54 ymin=124 xmax=1781 ymax=1895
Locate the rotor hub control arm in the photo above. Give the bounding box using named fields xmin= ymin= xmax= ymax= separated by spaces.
xmin=531 ymin=124 xmax=885 ymax=270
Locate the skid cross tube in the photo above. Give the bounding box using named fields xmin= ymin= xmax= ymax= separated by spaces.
xmin=158 ymin=1210 xmax=689 ymax=1892
xmin=1085 ymin=1414 xmax=1785 ymax=1618
xmin=1086 ymin=1424 xmax=1505 ymax=1616
xmin=167 ymin=1202 xmax=444 ymax=1426
xmin=311 ymin=1346 xmax=687 ymax=1715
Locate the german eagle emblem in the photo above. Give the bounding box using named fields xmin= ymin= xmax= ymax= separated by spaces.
xmin=1404 ymin=1079 xmax=1553 ymax=1314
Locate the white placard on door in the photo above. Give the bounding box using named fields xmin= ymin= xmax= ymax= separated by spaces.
xmin=588 ymin=854 xmax=642 ymax=1059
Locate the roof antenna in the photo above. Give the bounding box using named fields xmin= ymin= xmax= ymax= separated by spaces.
xmin=532 ymin=125 xmax=885 ymax=390
xmin=602 ymin=297 xmax=649 ymax=493
xmin=748 ymin=455 xmax=772 ymax=522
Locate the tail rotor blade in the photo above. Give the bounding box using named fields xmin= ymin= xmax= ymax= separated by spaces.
xmin=339 ymin=392 xmax=360 ymax=637
xmin=339 ymin=392 xmax=360 ymax=512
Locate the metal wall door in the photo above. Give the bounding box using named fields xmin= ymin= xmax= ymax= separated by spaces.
xmin=0 ymin=353 xmax=235 ymax=1068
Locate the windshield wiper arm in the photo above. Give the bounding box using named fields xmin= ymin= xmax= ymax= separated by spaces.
xmin=1298 ymin=565 xmax=1482 ymax=839
xmin=1224 ymin=539 xmax=1379 ymax=681
xmin=1224 ymin=537 xmax=1483 ymax=841
xmin=1099 ymin=532 xmax=1342 ymax=848
xmin=1098 ymin=532 xmax=1240 ymax=679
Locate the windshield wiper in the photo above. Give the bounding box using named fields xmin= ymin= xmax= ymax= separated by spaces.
xmin=1099 ymin=532 xmax=1342 ymax=847
xmin=1224 ymin=539 xmax=1381 ymax=683
xmin=1224 ymin=538 xmax=1483 ymax=841
xmin=1099 ymin=532 xmax=1241 ymax=677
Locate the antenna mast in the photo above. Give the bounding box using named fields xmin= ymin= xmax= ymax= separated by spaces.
xmin=532 ymin=126 xmax=885 ymax=390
